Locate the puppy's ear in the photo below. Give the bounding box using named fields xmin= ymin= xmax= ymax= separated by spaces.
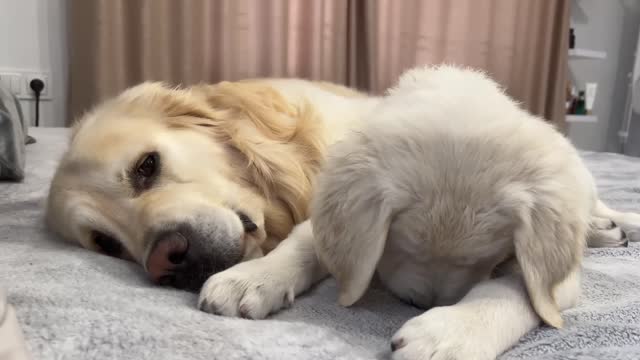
xmin=513 ymin=203 xmax=584 ymax=328
xmin=311 ymin=143 xmax=394 ymax=306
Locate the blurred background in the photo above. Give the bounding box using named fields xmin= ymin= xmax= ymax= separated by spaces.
xmin=2 ymin=0 xmax=640 ymax=155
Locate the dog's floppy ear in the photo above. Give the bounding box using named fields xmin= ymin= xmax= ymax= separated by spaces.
xmin=513 ymin=199 xmax=584 ymax=328
xmin=311 ymin=140 xmax=395 ymax=306
xmin=200 ymin=80 xmax=326 ymax=226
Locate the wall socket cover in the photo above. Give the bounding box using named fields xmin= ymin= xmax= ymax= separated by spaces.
xmin=0 ymin=68 xmax=51 ymax=100
xmin=0 ymin=73 xmax=21 ymax=94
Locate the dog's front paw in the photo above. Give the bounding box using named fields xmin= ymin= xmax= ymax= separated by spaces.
xmin=391 ymin=307 xmax=495 ymax=360
xmin=198 ymin=259 xmax=295 ymax=319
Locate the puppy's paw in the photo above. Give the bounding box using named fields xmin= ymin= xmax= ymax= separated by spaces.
xmin=593 ymin=215 xmax=640 ymax=243
xmin=589 ymin=226 xmax=629 ymax=247
xmin=391 ymin=307 xmax=495 ymax=360
xmin=198 ymin=259 xmax=295 ymax=319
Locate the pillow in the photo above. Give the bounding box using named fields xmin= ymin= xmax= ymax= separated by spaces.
xmin=0 ymin=85 xmax=30 ymax=181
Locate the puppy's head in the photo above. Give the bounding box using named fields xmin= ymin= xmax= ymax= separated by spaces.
xmin=47 ymin=81 xmax=320 ymax=291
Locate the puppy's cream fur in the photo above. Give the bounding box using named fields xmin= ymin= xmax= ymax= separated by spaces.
xmin=47 ymin=66 xmax=640 ymax=360
xmin=311 ymin=66 xmax=640 ymax=359
xmin=312 ymin=66 xmax=591 ymax=328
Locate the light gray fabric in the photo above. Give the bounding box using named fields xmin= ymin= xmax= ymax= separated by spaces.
xmin=1 ymin=128 xmax=639 ymax=360
xmin=0 ymin=86 xmax=27 ymax=181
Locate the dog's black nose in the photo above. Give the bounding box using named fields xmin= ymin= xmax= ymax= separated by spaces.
xmin=145 ymin=225 xmax=243 ymax=291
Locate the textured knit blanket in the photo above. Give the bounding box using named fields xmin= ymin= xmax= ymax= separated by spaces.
xmin=1 ymin=128 xmax=639 ymax=360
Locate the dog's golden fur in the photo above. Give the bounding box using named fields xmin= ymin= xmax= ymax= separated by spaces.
xmin=162 ymin=81 xmax=328 ymax=249
xmin=49 ymin=79 xmax=364 ymax=265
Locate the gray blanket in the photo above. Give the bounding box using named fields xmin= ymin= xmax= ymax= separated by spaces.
xmin=1 ymin=128 xmax=639 ymax=360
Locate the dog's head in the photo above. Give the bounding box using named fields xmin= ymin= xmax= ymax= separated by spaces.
xmin=47 ymin=81 xmax=324 ymax=291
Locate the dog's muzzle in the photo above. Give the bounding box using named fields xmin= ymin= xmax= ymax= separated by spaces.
xmin=145 ymin=222 xmax=244 ymax=291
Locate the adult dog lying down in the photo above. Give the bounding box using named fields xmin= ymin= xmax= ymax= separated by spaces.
xmin=48 ymin=66 xmax=639 ymax=360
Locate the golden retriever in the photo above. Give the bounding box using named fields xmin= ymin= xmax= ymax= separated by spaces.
xmin=47 ymin=66 xmax=640 ymax=360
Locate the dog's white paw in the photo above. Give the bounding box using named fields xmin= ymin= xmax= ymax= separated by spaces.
xmin=391 ymin=307 xmax=495 ymax=360
xmin=606 ymin=213 xmax=640 ymax=242
xmin=198 ymin=259 xmax=295 ymax=319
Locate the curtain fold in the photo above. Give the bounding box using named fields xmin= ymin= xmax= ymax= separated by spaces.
xmin=69 ymin=0 xmax=569 ymax=128
xmin=351 ymin=0 xmax=570 ymax=127
xmin=70 ymin=0 xmax=351 ymax=121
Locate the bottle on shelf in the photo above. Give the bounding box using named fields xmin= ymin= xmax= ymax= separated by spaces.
xmin=569 ymin=28 xmax=575 ymax=49
xmin=575 ymin=91 xmax=587 ymax=115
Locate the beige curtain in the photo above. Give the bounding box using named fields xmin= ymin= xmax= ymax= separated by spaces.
xmin=69 ymin=0 xmax=569 ymax=128
xmin=350 ymin=0 xmax=570 ymax=128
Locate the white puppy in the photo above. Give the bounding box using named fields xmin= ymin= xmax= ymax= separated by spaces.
xmin=309 ymin=65 xmax=600 ymax=359
xmin=197 ymin=66 xmax=640 ymax=360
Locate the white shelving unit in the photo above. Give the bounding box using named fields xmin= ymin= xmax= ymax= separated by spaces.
xmin=566 ymin=48 xmax=606 ymax=124
xmin=568 ymin=48 xmax=607 ymax=60
xmin=567 ymin=115 xmax=598 ymax=123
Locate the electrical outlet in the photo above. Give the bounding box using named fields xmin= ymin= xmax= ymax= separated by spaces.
xmin=22 ymin=72 xmax=50 ymax=99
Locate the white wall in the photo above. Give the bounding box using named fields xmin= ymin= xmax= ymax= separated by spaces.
xmin=0 ymin=0 xmax=68 ymax=127
xmin=567 ymin=0 xmax=640 ymax=152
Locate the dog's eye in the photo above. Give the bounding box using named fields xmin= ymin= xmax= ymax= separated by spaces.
xmin=137 ymin=152 xmax=159 ymax=178
xmin=92 ymin=231 xmax=122 ymax=257
xmin=238 ymin=212 xmax=258 ymax=233
xmin=131 ymin=152 xmax=160 ymax=191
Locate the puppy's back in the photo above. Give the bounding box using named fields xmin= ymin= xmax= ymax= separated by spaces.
xmin=312 ymin=65 xmax=594 ymax=327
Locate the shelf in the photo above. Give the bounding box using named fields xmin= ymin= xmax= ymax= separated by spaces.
xmin=569 ymin=48 xmax=607 ymax=59
xmin=567 ymin=115 xmax=597 ymax=123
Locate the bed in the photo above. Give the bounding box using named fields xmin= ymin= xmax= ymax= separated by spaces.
xmin=1 ymin=127 xmax=640 ymax=360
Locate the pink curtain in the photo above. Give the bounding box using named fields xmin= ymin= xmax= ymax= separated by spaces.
xmin=70 ymin=0 xmax=569 ymax=127
xmin=349 ymin=0 xmax=569 ymax=127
